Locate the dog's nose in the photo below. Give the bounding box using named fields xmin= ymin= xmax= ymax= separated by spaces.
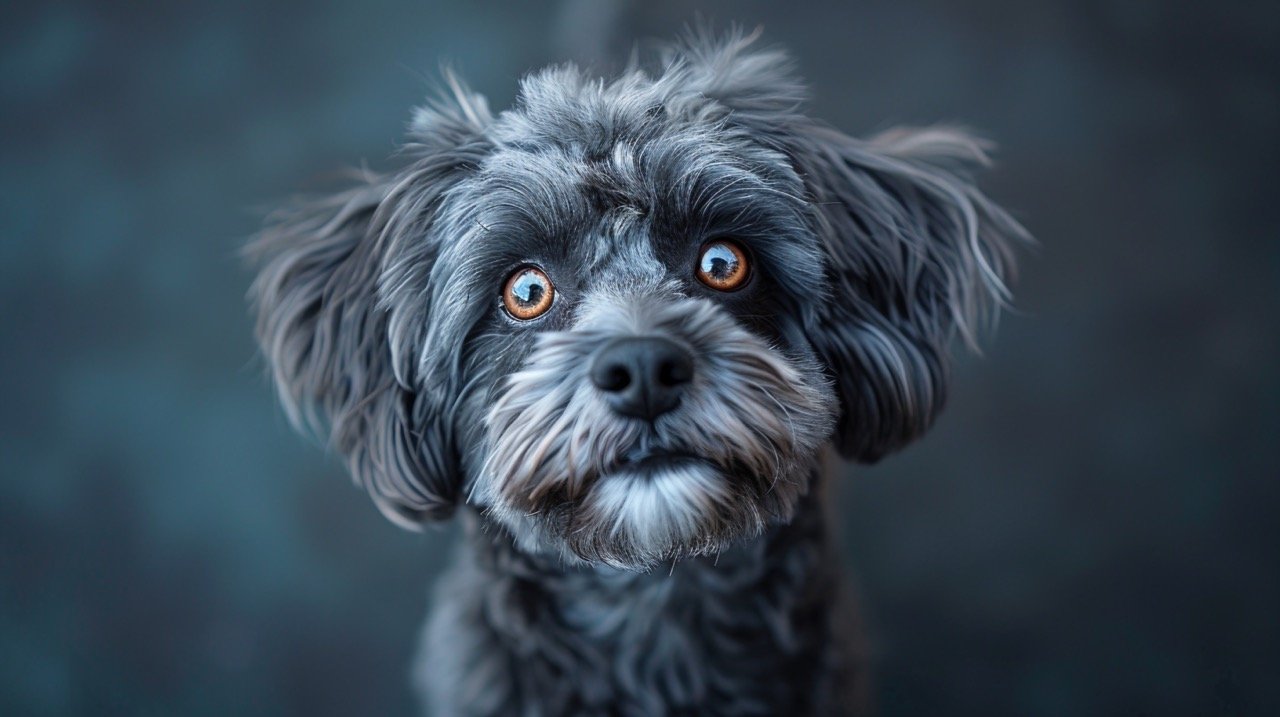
xmin=590 ymin=337 xmax=694 ymax=420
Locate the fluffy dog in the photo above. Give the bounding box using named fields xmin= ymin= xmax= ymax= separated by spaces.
xmin=248 ymin=28 xmax=1026 ymax=716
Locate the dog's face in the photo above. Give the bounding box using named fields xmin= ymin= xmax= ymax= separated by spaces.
xmin=463 ymin=128 xmax=839 ymax=565
xmin=432 ymin=99 xmax=837 ymax=568
xmin=248 ymin=32 xmax=1024 ymax=570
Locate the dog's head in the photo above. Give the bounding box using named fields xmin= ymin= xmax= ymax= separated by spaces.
xmin=248 ymin=30 xmax=1025 ymax=570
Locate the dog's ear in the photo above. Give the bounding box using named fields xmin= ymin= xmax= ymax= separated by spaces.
xmin=247 ymin=80 xmax=492 ymax=525
xmin=675 ymin=30 xmax=1028 ymax=462
xmin=783 ymin=126 xmax=1025 ymax=461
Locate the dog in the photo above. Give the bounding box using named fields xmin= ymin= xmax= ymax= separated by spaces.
xmin=247 ymin=28 xmax=1027 ymax=716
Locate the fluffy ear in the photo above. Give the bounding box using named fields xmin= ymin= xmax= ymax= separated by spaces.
xmin=246 ymin=80 xmax=492 ymax=525
xmin=787 ymin=126 xmax=1026 ymax=461
xmin=675 ymin=30 xmax=1028 ymax=462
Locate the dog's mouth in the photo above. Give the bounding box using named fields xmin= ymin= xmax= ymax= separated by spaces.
xmin=614 ymin=446 xmax=707 ymax=476
xmin=500 ymin=434 xmax=803 ymax=570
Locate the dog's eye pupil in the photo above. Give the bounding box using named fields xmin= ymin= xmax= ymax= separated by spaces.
xmin=517 ymin=282 xmax=542 ymax=305
xmin=503 ymin=266 xmax=555 ymax=320
xmin=696 ymin=240 xmax=750 ymax=291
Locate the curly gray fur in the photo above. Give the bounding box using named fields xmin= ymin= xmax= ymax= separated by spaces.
xmin=247 ymin=26 xmax=1027 ymax=716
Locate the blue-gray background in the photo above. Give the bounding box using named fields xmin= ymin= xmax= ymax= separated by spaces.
xmin=2 ymin=1 xmax=1277 ymax=715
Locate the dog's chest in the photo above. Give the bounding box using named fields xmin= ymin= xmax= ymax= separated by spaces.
xmin=492 ymin=533 xmax=832 ymax=715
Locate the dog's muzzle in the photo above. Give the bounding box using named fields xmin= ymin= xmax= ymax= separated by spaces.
xmin=477 ymin=289 xmax=836 ymax=568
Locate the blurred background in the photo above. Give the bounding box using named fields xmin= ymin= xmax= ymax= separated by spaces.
xmin=1 ymin=1 xmax=1276 ymax=715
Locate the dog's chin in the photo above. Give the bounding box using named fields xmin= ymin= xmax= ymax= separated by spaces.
xmin=534 ymin=451 xmax=784 ymax=571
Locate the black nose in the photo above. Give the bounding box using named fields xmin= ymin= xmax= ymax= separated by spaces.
xmin=590 ymin=337 xmax=695 ymax=420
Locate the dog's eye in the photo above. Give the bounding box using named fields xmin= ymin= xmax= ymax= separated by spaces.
xmin=503 ymin=266 xmax=555 ymax=320
xmin=696 ymin=240 xmax=750 ymax=291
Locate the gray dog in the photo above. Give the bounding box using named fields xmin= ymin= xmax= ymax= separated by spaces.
xmin=248 ymin=28 xmax=1026 ymax=716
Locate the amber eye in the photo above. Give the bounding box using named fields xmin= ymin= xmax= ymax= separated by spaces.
xmin=695 ymin=240 xmax=750 ymax=291
xmin=502 ymin=266 xmax=555 ymax=320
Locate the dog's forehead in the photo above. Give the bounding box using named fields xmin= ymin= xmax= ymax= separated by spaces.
xmin=429 ymin=76 xmax=823 ymax=313
xmin=587 ymin=221 xmax=667 ymax=285
xmin=577 ymin=142 xmax=671 ymax=279
xmin=467 ymin=132 xmax=705 ymax=276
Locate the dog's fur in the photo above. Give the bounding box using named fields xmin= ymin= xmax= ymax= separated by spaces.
xmin=248 ymin=29 xmax=1026 ymax=716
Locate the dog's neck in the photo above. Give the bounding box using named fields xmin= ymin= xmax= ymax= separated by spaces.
xmin=435 ymin=477 xmax=859 ymax=714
